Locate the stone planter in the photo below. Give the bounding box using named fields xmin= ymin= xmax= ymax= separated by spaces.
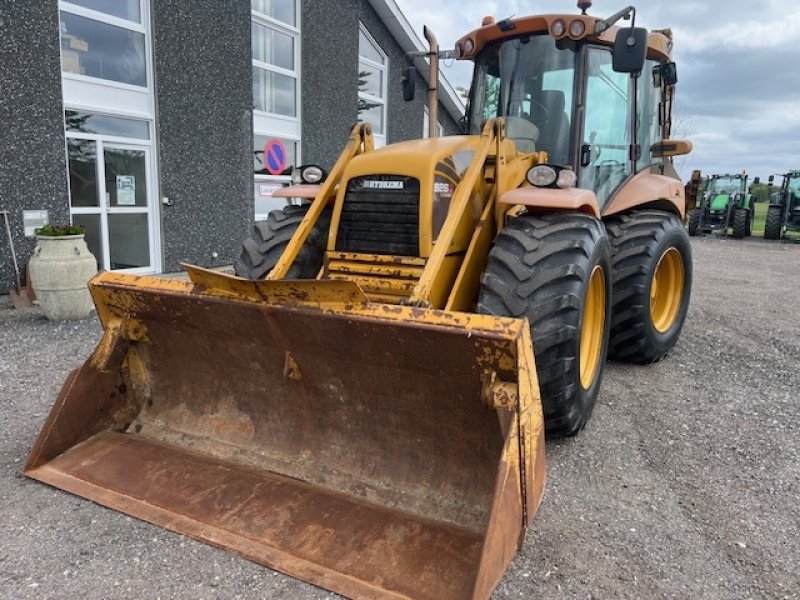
xmin=29 ymin=234 xmax=98 ymax=320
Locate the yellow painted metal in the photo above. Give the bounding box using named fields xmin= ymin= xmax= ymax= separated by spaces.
xmin=328 ymin=274 xmax=417 ymax=296
xmin=325 ymin=252 xmax=427 ymax=303
xmin=268 ymin=123 xmax=373 ymax=281
xmin=650 ymin=247 xmax=684 ymax=333
xmin=327 ymin=251 xmax=426 ymax=266
xmin=182 ymin=264 xmax=370 ymax=307
xmin=326 ymin=135 xmax=481 ymax=257
xmin=579 ymin=266 xmax=606 ymax=390
xmin=410 ymin=121 xmax=496 ymax=307
xmin=327 ymin=261 xmax=424 ymax=279
xmin=445 ymin=192 xmax=497 ymax=312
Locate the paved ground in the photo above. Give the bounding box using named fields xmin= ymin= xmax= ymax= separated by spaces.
xmin=1 ymin=237 xmax=798 ymax=599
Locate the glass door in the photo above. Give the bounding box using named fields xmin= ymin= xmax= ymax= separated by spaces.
xmin=68 ymin=136 xmax=158 ymax=272
xmin=579 ymin=47 xmax=633 ymax=209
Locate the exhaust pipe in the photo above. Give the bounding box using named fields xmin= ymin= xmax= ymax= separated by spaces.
xmin=424 ymin=25 xmax=439 ymax=138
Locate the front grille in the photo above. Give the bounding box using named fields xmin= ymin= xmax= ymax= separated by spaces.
xmin=336 ymin=175 xmax=420 ymax=256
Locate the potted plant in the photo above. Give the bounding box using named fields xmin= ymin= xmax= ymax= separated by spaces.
xmin=28 ymin=224 xmax=97 ymax=320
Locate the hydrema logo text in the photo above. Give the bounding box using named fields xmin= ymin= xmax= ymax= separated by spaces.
xmin=362 ymin=180 xmax=404 ymax=190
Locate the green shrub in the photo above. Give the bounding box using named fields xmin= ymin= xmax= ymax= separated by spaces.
xmin=35 ymin=224 xmax=86 ymax=236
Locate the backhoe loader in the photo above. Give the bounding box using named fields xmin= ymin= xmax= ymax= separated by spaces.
xmin=27 ymin=3 xmax=693 ymax=599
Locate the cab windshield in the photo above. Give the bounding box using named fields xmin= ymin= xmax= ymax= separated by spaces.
xmin=787 ymin=175 xmax=800 ymax=195
xmin=468 ymin=34 xmax=578 ymax=165
xmin=708 ymin=176 xmax=742 ymax=196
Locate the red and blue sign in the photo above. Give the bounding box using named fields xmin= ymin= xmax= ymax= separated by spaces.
xmin=263 ymin=139 xmax=288 ymax=176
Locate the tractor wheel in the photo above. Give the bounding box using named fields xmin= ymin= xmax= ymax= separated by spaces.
xmin=732 ymin=208 xmax=749 ymax=239
xmin=234 ymin=204 xmax=332 ymax=280
xmin=686 ymin=209 xmax=700 ymax=236
xmin=764 ymin=205 xmax=783 ymax=240
xmin=478 ymin=213 xmax=612 ymax=437
xmin=605 ymin=211 xmax=692 ymax=364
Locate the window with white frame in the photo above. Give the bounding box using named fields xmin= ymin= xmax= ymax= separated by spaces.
xmin=251 ymin=0 xmax=301 ymax=221
xmin=358 ymin=25 xmax=387 ymax=145
xmin=252 ymin=0 xmax=299 ymax=117
xmin=59 ymin=1 xmax=147 ymax=87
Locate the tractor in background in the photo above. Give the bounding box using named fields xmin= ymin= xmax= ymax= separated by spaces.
xmin=687 ymin=173 xmax=757 ymax=238
xmin=764 ymin=171 xmax=800 ymax=240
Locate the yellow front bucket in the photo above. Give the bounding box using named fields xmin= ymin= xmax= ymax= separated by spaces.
xmin=25 ymin=266 xmax=545 ymax=600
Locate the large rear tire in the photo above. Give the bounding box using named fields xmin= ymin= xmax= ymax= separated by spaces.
xmin=478 ymin=213 xmax=612 ymax=437
xmin=605 ymin=211 xmax=692 ymax=363
xmin=686 ymin=209 xmax=700 ymax=236
xmin=234 ymin=204 xmax=331 ymax=280
xmin=764 ymin=205 xmax=783 ymax=240
xmin=732 ymin=208 xmax=749 ymax=239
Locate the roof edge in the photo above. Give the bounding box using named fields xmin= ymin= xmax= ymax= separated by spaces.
xmin=366 ymin=0 xmax=466 ymax=125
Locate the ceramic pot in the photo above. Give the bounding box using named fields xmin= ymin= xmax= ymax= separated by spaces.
xmin=29 ymin=234 xmax=97 ymax=320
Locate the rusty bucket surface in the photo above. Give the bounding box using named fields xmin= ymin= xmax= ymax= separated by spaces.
xmin=26 ymin=267 xmax=545 ymax=600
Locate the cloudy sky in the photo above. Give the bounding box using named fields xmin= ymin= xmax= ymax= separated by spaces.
xmin=395 ymin=0 xmax=800 ymax=180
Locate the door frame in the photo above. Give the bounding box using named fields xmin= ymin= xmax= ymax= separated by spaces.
xmin=66 ymin=129 xmax=161 ymax=274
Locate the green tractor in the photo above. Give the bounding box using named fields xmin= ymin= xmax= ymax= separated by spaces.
xmin=687 ymin=173 xmax=757 ymax=238
xmin=764 ymin=171 xmax=800 ymax=240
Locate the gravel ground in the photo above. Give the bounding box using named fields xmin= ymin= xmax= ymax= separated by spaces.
xmin=1 ymin=237 xmax=799 ymax=600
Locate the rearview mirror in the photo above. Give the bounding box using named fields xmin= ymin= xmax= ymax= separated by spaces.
xmin=402 ymin=65 xmax=416 ymax=102
xmin=612 ymin=27 xmax=648 ymax=74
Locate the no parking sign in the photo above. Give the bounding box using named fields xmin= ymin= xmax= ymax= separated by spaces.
xmin=263 ymin=139 xmax=287 ymax=176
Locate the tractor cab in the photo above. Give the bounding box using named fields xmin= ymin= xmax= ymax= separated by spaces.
xmin=458 ymin=9 xmax=687 ymax=212
xmin=765 ymin=170 xmax=800 ymax=239
xmin=688 ymin=173 xmax=754 ymax=238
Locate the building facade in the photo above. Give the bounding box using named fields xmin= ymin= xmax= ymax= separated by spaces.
xmin=0 ymin=0 xmax=463 ymax=293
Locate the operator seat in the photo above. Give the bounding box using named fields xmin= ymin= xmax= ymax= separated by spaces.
xmin=506 ymin=116 xmax=540 ymax=154
xmin=535 ymin=90 xmax=571 ymax=166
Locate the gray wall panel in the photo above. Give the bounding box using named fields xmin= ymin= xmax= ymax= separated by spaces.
xmin=0 ymin=1 xmax=69 ymax=293
xmin=300 ymin=0 xmax=361 ymax=170
xmin=152 ymin=0 xmax=252 ymax=272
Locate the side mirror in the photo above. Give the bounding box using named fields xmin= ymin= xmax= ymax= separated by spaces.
xmin=753 ymin=177 xmax=760 ymax=185
xmin=768 ymin=175 xmax=775 ymax=185
xmin=661 ymin=62 xmax=678 ymax=86
xmin=402 ymin=65 xmax=416 ymax=102
xmin=612 ymin=27 xmax=648 ymax=74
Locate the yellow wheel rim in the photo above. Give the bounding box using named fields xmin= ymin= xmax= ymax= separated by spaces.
xmin=580 ymin=265 xmax=606 ymax=390
xmin=650 ymin=247 xmax=685 ymax=333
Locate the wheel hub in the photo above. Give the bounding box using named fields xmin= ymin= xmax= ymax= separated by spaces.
xmin=580 ymin=265 xmax=606 ymax=390
xmin=650 ymin=247 xmax=684 ymax=333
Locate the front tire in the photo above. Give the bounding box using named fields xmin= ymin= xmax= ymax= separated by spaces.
xmin=732 ymin=208 xmax=749 ymax=239
xmin=605 ymin=211 xmax=692 ymax=363
xmin=478 ymin=213 xmax=612 ymax=437
xmin=764 ymin=205 xmax=783 ymax=240
xmin=234 ymin=204 xmax=331 ymax=280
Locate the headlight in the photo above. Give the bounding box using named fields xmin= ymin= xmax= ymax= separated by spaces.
xmin=550 ymin=19 xmax=566 ymax=37
xmin=569 ymin=19 xmax=586 ymax=38
xmin=557 ymin=169 xmax=577 ymax=188
xmin=527 ymin=165 xmax=558 ymax=187
xmin=301 ymin=165 xmax=325 ymax=184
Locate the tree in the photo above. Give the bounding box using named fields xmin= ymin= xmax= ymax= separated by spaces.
xmin=357 ymin=70 xmax=381 ymax=117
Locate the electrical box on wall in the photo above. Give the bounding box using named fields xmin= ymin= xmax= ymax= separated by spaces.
xmin=23 ymin=210 xmax=49 ymax=237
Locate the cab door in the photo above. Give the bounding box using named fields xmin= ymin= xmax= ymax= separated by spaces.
xmin=579 ymin=47 xmax=633 ymax=209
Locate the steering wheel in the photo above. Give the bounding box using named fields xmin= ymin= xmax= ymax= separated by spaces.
xmin=528 ymin=100 xmax=550 ymax=129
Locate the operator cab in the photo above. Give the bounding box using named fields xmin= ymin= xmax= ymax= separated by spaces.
xmin=460 ymin=6 xmax=680 ymax=210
